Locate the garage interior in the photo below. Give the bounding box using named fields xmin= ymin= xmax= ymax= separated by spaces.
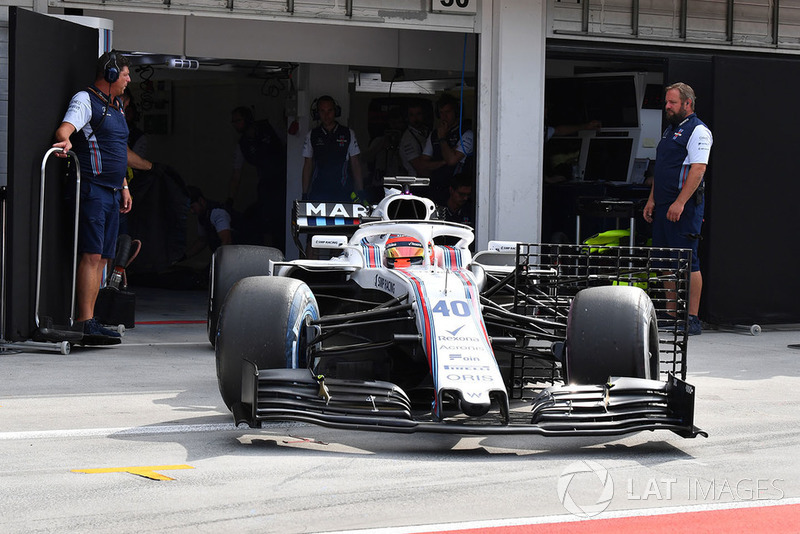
xmin=3 ymin=2 xmax=799 ymax=346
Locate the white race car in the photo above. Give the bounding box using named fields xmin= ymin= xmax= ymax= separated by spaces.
xmin=208 ymin=178 xmax=705 ymax=438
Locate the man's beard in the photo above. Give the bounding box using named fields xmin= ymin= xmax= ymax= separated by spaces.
xmin=666 ymin=109 xmax=687 ymax=126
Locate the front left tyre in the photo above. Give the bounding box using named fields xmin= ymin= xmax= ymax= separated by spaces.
xmin=215 ymin=276 xmax=319 ymax=411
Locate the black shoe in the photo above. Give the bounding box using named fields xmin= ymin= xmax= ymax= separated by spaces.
xmin=687 ymin=315 xmax=702 ymax=336
xmin=84 ymin=318 xmax=121 ymax=338
xmin=673 ymin=314 xmax=702 ymax=336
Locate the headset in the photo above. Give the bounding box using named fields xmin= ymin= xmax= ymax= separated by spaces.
xmin=103 ymin=52 xmax=120 ymax=84
xmin=310 ymin=96 xmax=341 ymax=121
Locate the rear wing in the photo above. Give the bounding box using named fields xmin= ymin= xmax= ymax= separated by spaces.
xmin=292 ymin=200 xmax=378 ymax=256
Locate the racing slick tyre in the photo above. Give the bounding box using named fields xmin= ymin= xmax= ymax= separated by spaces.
xmin=564 ymin=285 xmax=659 ymax=385
xmin=207 ymin=245 xmax=284 ymax=346
xmin=215 ymin=276 xmax=319 ymax=411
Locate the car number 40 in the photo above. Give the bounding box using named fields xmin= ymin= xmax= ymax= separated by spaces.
xmin=432 ymin=300 xmax=471 ymax=317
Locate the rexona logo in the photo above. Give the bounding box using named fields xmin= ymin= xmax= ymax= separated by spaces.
xmin=301 ymin=202 xmax=369 ymax=218
xmin=446 ymin=325 xmax=466 ymax=336
xmin=437 ymin=334 xmax=480 ymax=342
xmin=557 ymin=460 xmax=614 ymax=518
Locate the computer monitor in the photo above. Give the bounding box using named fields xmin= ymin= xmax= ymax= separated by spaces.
xmin=582 ymin=137 xmax=634 ymax=182
xmin=545 ymin=74 xmax=641 ymax=129
xmin=580 ymin=76 xmax=640 ymax=128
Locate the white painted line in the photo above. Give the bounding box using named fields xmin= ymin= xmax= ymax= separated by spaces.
xmin=113 ymin=342 xmax=210 ymax=347
xmin=0 ymin=421 xmax=311 ymax=441
xmin=0 ymin=423 xmax=236 ymax=441
xmin=320 ymin=497 xmax=800 ymax=534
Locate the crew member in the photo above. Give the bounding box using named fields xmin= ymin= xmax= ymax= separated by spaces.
xmin=52 ymin=51 xmax=154 ymax=342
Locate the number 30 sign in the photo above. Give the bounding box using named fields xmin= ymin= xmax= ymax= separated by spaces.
xmin=431 ymin=0 xmax=477 ymax=15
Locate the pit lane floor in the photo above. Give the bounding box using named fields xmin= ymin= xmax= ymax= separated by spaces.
xmin=1 ymin=286 xmax=799 ymax=533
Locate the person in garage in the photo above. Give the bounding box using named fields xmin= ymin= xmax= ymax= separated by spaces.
xmin=398 ymin=99 xmax=433 ymax=178
xmin=185 ymin=186 xmax=248 ymax=258
xmin=229 ymin=106 xmax=287 ymax=252
xmin=52 ymin=50 xmax=154 ymax=343
xmin=301 ymin=95 xmax=365 ymax=203
xmin=643 ymin=82 xmax=712 ymax=336
xmin=417 ymin=94 xmax=474 ymax=205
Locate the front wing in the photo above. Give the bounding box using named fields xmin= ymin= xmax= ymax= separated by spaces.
xmin=236 ymin=364 xmax=706 ymax=438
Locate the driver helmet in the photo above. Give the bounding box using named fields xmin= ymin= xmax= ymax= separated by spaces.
xmin=385 ymin=235 xmax=428 ymax=268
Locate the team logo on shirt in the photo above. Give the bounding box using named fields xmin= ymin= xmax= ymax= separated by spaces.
xmin=337 ymin=135 xmax=348 ymax=147
xmin=672 ymin=128 xmax=684 ymax=140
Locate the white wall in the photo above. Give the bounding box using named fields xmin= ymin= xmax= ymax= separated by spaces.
xmin=476 ymin=0 xmax=547 ymax=248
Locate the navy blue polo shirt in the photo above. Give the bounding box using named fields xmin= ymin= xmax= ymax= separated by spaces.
xmin=303 ymin=123 xmax=359 ymax=202
xmin=653 ymin=113 xmax=712 ymax=206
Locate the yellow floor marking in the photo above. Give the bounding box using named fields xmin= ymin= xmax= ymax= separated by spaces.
xmin=71 ymin=464 xmax=194 ymax=481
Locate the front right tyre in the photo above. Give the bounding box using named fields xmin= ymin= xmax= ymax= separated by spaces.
xmin=207 ymin=245 xmax=284 ymax=346
xmin=564 ymin=285 xmax=659 ymax=385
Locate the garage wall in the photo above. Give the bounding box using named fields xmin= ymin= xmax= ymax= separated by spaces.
xmin=477 ymin=0 xmax=547 ymax=246
xmin=85 ymin=10 xmax=477 ymax=73
xmin=705 ymin=55 xmax=800 ymax=325
xmin=550 ymin=0 xmax=800 ymax=51
xmin=59 ymin=0 xmax=478 ymax=33
xmin=0 ymin=16 xmax=8 ymax=187
xmin=6 ymin=8 xmax=98 ymax=340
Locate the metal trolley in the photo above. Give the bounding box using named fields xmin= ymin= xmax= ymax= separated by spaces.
xmin=0 ymin=148 xmax=82 ymax=355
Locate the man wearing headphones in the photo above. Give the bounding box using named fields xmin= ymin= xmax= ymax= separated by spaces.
xmin=52 ymin=51 xmax=154 ymax=342
xmin=302 ymin=95 xmax=364 ymax=202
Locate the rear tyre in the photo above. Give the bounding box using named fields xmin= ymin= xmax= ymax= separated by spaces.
xmin=215 ymin=276 xmax=319 ymax=411
xmin=565 ymin=285 xmax=659 ymax=385
xmin=207 ymin=245 xmax=284 ymax=346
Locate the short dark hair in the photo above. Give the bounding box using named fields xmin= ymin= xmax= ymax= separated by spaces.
xmin=449 ymin=173 xmax=473 ymax=190
xmin=231 ymin=106 xmax=254 ymax=124
xmin=122 ymin=88 xmax=139 ymax=118
xmin=317 ymin=95 xmax=337 ymax=107
xmin=666 ymin=82 xmax=697 ymax=111
xmin=187 ymin=186 xmax=205 ymax=204
xmin=437 ymin=93 xmax=460 ymax=112
xmin=95 ymin=50 xmax=130 ymax=80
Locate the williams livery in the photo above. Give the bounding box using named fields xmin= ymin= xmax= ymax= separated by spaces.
xmin=209 ymin=177 xmax=705 ymax=438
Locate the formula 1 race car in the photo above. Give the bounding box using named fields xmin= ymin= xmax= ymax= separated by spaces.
xmin=208 ymin=178 xmax=705 ymax=438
